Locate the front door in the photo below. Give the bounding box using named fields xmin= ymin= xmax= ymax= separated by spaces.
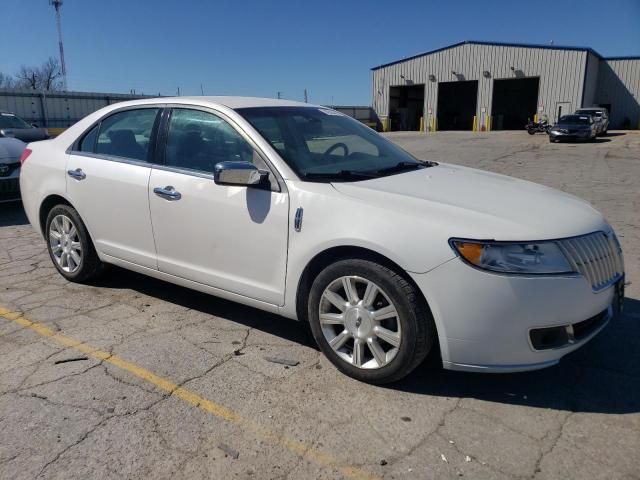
xmin=148 ymin=107 xmax=289 ymax=305
xmin=66 ymin=107 xmax=161 ymax=268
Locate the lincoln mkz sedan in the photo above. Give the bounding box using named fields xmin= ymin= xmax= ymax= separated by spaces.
xmin=20 ymin=97 xmax=625 ymax=383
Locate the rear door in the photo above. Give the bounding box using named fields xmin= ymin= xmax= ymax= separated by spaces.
xmin=66 ymin=107 xmax=161 ymax=268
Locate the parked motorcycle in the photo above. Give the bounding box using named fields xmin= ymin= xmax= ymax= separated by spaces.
xmin=525 ymin=117 xmax=551 ymax=135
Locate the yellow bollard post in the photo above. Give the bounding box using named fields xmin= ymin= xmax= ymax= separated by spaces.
xmin=534 ymin=113 xmax=538 ymax=123
xmin=487 ymin=116 xmax=492 ymax=132
xmin=472 ymin=116 xmax=477 ymax=132
xmin=419 ymin=116 xmax=424 ymax=132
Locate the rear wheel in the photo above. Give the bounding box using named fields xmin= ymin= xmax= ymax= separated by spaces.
xmin=46 ymin=205 xmax=103 ymax=283
xmin=308 ymin=259 xmax=435 ymax=384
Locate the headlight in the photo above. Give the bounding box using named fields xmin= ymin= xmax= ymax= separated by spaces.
xmin=450 ymin=239 xmax=574 ymax=275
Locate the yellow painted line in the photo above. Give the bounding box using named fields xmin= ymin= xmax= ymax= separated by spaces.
xmin=0 ymin=306 xmax=380 ymax=480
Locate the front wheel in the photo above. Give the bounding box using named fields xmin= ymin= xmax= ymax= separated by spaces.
xmin=527 ymin=128 xmax=536 ymax=135
xmin=308 ymin=259 xmax=435 ymax=384
xmin=46 ymin=204 xmax=104 ymax=283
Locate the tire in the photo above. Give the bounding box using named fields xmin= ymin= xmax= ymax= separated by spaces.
xmin=549 ymin=136 xmax=556 ymax=143
xmin=308 ymin=259 xmax=435 ymax=384
xmin=45 ymin=204 xmax=103 ymax=283
xmin=527 ymin=128 xmax=536 ymax=135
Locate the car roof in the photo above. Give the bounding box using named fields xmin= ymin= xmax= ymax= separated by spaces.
xmin=116 ymin=96 xmax=321 ymax=110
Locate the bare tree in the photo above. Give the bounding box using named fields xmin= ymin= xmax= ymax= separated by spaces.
xmin=15 ymin=65 xmax=39 ymax=90
xmin=14 ymin=57 xmax=63 ymax=91
xmin=39 ymin=57 xmax=63 ymax=91
xmin=0 ymin=72 xmax=15 ymax=88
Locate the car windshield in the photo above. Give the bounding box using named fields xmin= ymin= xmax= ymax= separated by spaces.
xmin=0 ymin=113 xmax=32 ymax=129
xmin=559 ymin=115 xmax=591 ymax=125
xmin=237 ymin=106 xmax=434 ymax=181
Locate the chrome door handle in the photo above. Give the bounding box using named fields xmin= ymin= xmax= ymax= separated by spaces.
xmin=153 ymin=186 xmax=182 ymax=201
xmin=67 ymin=168 xmax=86 ymax=180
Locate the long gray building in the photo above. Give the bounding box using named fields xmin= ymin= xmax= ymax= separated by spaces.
xmin=0 ymin=88 xmax=149 ymax=129
xmin=371 ymin=40 xmax=640 ymax=131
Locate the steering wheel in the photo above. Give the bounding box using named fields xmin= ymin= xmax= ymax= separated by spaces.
xmin=323 ymin=142 xmax=349 ymax=157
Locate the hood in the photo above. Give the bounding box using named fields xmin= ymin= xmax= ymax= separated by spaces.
xmin=0 ymin=137 xmax=26 ymax=164
xmin=331 ymin=163 xmax=607 ymax=241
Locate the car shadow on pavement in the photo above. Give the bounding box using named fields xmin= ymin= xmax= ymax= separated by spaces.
xmin=0 ymin=202 xmax=28 ymax=227
xmin=96 ymin=267 xmax=639 ymax=415
xmin=94 ymin=266 xmax=317 ymax=348
xmin=393 ymin=297 xmax=640 ymax=415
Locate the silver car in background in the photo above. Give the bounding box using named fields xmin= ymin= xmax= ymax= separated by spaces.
xmin=575 ymin=107 xmax=609 ymax=135
xmin=0 ymin=137 xmax=26 ymax=202
xmin=0 ymin=111 xmax=50 ymax=142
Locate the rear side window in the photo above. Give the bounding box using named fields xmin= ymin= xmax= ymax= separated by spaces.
xmin=95 ymin=109 xmax=159 ymax=161
xmin=78 ymin=125 xmax=98 ymax=152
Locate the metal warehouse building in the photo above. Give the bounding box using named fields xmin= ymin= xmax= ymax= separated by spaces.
xmin=372 ymin=40 xmax=640 ymax=131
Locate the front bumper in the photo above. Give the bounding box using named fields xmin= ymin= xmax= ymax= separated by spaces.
xmin=411 ymin=257 xmax=620 ymax=372
xmin=0 ymin=170 xmax=21 ymax=202
xmin=549 ymin=130 xmax=591 ymax=141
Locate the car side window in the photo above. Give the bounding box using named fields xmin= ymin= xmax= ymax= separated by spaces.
xmin=95 ymin=109 xmax=159 ymax=162
xmin=165 ymin=108 xmax=259 ymax=174
xmin=78 ymin=125 xmax=98 ymax=152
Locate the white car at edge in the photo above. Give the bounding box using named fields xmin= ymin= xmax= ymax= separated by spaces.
xmin=19 ymin=97 xmax=625 ymax=384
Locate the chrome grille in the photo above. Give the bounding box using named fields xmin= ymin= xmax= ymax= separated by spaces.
xmin=557 ymin=232 xmax=624 ymax=292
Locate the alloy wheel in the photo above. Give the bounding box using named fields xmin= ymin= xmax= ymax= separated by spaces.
xmin=49 ymin=214 xmax=83 ymax=273
xmin=319 ymin=276 xmax=402 ymax=369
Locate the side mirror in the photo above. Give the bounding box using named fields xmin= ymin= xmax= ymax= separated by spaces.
xmin=214 ymin=161 xmax=268 ymax=187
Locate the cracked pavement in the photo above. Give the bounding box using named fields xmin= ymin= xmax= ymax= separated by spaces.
xmin=1 ymin=131 xmax=639 ymax=479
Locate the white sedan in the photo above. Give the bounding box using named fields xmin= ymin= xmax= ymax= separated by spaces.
xmin=19 ymin=97 xmax=625 ymax=383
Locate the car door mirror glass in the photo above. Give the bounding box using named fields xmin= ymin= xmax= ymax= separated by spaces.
xmin=214 ymin=161 xmax=268 ymax=187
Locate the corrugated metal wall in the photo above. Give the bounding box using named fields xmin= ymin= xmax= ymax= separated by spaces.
xmin=0 ymin=89 xmax=149 ymax=128
xmin=0 ymin=89 xmax=378 ymax=130
xmin=596 ymin=59 xmax=640 ymax=128
xmin=372 ymin=43 xmax=588 ymax=129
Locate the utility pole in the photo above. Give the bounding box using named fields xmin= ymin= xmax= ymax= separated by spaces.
xmin=304 ymin=89 xmax=308 ymax=103
xmin=200 ymin=84 xmax=205 ymax=95
xmin=277 ymin=91 xmax=282 ymax=99
xmin=49 ymin=0 xmax=68 ymax=90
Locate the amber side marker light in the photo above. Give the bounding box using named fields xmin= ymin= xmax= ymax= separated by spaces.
xmin=454 ymin=241 xmax=484 ymax=265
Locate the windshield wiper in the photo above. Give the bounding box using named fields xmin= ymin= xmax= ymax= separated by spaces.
xmin=374 ymin=160 xmax=437 ymax=175
xmin=302 ymin=170 xmax=378 ymax=181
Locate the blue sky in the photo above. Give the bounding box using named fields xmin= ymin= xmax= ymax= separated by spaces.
xmin=3 ymin=0 xmax=639 ymax=105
